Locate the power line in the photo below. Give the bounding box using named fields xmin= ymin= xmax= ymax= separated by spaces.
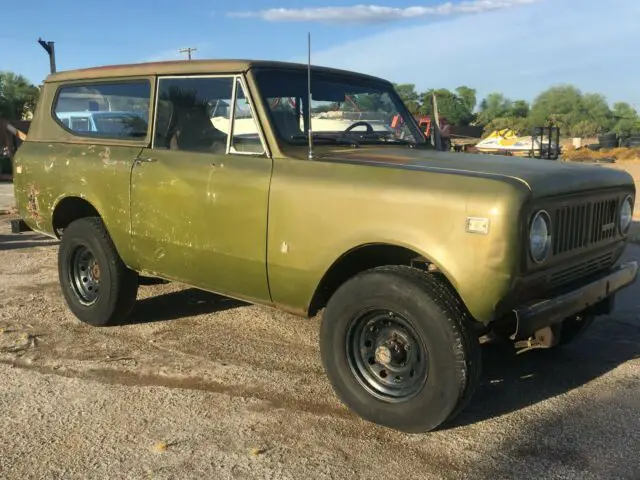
xmin=178 ymin=47 xmax=197 ymax=60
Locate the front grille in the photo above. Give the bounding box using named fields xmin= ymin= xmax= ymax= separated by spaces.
xmin=549 ymin=251 xmax=615 ymax=288
xmin=553 ymin=198 xmax=619 ymax=256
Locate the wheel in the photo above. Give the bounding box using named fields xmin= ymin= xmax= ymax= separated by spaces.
xmin=320 ymin=266 xmax=481 ymax=433
xmin=58 ymin=217 xmax=139 ymax=326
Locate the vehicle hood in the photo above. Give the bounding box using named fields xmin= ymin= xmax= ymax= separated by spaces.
xmin=315 ymin=147 xmax=634 ymax=198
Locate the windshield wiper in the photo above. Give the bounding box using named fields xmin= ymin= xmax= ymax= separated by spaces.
xmin=344 ymin=131 xmax=420 ymax=147
xmin=289 ymin=134 xmax=360 ymax=148
xmin=380 ymin=137 xmax=416 ymax=146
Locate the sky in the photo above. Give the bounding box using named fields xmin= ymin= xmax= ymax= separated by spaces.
xmin=1 ymin=0 xmax=638 ymax=107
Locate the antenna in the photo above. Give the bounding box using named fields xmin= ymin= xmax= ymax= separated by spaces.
xmin=307 ymin=32 xmax=314 ymax=160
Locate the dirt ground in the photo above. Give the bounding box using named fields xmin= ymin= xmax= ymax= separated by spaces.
xmin=0 ymin=182 xmax=14 ymax=213
xmin=1 ymin=221 xmax=640 ymax=479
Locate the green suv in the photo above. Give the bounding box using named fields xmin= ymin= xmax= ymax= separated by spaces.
xmin=13 ymin=59 xmax=638 ymax=433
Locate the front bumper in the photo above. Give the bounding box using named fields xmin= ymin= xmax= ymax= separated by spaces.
xmin=512 ymin=260 xmax=638 ymax=340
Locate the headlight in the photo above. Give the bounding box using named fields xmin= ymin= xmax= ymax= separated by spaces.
xmin=620 ymin=195 xmax=633 ymax=234
xmin=529 ymin=210 xmax=551 ymax=264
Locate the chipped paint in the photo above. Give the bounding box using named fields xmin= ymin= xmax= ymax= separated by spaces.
xmin=43 ymin=156 xmax=58 ymax=172
xmin=99 ymin=147 xmax=118 ymax=166
xmin=26 ymin=184 xmax=42 ymax=223
xmin=280 ymin=241 xmax=289 ymax=254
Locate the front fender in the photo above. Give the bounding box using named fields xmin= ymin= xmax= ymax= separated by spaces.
xmin=266 ymin=158 xmax=529 ymax=323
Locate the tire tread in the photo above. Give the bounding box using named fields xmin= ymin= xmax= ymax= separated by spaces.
xmin=58 ymin=216 xmax=138 ymax=326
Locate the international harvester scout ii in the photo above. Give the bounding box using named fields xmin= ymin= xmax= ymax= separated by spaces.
xmin=13 ymin=60 xmax=638 ymax=433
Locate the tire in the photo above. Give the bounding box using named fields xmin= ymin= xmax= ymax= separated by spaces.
xmin=626 ymin=136 xmax=640 ymax=148
xmin=598 ymin=133 xmax=618 ymax=149
xmin=58 ymin=217 xmax=139 ymax=326
xmin=320 ymin=266 xmax=481 ymax=433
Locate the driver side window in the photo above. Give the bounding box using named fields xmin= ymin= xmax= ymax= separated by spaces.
xmin=153 ymin=76 xmax=233 ymax=153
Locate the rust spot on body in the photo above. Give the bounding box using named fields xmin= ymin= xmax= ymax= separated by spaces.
xmin=26 ymin=184 xmax=42 ymax=222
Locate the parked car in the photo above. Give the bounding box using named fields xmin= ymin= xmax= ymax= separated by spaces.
xmin=12 ymin=59 xmax=638 ymax=433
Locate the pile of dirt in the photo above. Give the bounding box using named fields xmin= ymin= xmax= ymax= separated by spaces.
xmin=562 ymin=146 xmax=640 ymax=162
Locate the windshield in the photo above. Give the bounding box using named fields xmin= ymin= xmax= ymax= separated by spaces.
xmin=254 ymin=69 xmax=426 ymax=147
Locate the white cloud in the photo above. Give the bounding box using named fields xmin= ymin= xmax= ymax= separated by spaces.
xmin=229 ymin=0 xmax=541 ymax=24
xmin=303 ymin=0 xmax=640 ymax=105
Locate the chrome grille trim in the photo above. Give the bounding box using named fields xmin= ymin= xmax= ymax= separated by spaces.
xmin=552 ymin=197 xmax=619 ymax=256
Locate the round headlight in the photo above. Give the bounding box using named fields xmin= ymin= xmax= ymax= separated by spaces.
xmin=620 ymin=195 xmax=633 ymax=234
xmin=529 ymin=210 xmax=552 ymax=264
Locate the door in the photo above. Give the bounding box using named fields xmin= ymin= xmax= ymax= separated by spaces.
xmin=130 ymin=75 xmax=273 ymax=303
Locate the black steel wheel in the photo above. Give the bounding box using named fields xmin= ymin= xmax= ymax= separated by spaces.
xmin=320 ymin=266 xmax=481 ymax=433
xmin=68 ymin=245 xmax=101 ymax=305
xmin=58 ymin=216 xmax=138 ymax=326
xmin=347 ymin=310 xmax=428 ymax=402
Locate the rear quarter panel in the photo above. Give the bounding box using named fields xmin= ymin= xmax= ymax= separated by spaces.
xmin=12 ymin=77 xmax=154 ymax=268
xmin=13 ymin=141 xmax=142 ymax=266
xmin=266 ymin=157 xmax=530 ymax=323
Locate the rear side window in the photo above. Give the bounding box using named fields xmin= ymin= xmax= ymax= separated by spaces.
xmin=53 ymin=81 xmax=151 ymax=139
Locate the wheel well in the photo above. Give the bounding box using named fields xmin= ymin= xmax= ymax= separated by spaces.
xmin=309 ymin=244 xmax=436 ymax=317
xmin=52 ymin=197 xmax=100 ymax=237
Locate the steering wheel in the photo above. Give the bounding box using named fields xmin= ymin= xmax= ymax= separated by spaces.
xmin=344 ymin=121 xmax=375 ymax=134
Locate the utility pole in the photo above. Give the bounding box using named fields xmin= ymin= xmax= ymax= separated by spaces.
xmin=178 ymin=47 xmax=197 ymax=60
xmin=431 ymin=92 xmax=443 ymax=150
xmin=37 ymin=38 xmax=56 ymax=73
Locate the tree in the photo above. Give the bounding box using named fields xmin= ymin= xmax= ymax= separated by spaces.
xmin=420 ymin=88 xmax=474 ymax=126
xmin=0 ymin=71 xmax=39 ymax=121
xmin=455 ymin=86 xmax=477 ymax=114
xmin=509 ymin=100 xmax=530 ymax=118
xmin=579 ymin=93 xmax=613 ymax=133
xmin=612 ymin=102 xmax=640 ymax=136
xmin=527 ymin=85 xmax=619 ymax=136
xmin=571 ymin=120 xmax=601 ymax=139
xmin=477 ymin=93 xmax=512 ymax=126
xmin=393 ymin=83 xmax=420 ymax=115
xmin=393 ymin=83 xmax=419 ymax=104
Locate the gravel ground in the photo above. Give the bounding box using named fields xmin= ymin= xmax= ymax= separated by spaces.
xmin=0 ymin=182 xmax=15 ymax=212
xmin=1 ymin=216 xmax=639 ymax=479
